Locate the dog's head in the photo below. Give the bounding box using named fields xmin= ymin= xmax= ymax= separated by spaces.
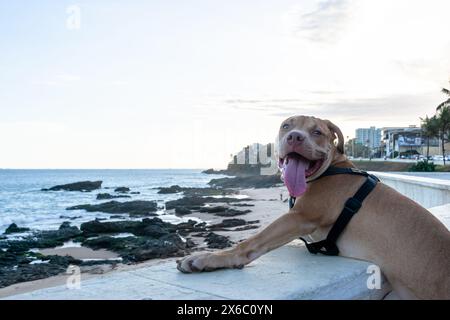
xmin=276 ymin=115 xmax=345 ymax=196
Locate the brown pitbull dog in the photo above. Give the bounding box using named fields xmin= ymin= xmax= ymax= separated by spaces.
xmin=177 ymin=115 xmax=450 ymax=299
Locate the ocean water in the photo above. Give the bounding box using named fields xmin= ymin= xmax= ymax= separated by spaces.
xmin=0 ymin=169 xmax=227 ymax=234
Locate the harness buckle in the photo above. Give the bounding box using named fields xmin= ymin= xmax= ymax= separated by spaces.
xmin=344 ymin=197 xmax=362 ymax=214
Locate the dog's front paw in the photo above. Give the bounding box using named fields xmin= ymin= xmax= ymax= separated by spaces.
xmin=177 ymin=252 xmax=242 ymax=273
xmin=176 ymin=253 xmax=215 ymax=273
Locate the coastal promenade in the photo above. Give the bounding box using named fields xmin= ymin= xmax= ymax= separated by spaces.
xmin=4 ymin=205 xmax=449 ymax=300
xmin=3 ymin=172 xmax=450 ymax=300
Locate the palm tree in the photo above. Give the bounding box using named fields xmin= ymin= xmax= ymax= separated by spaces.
xmin=437 ymin=105 xmax=450 ymax=165
xmin=437 ymin=80 xmax=450 ymax=111
xmin=420 ymin=115 xmax=440 ymax=159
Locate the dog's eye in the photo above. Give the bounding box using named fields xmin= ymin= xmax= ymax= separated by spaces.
xmin=312 ymin=130 xmax=322 ymax=135
xmin=282 ymin=123 xmax=289 ymax=129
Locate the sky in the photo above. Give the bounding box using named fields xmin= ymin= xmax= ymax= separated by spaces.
xmin=1 ymin=0 xmax=450 ymax=169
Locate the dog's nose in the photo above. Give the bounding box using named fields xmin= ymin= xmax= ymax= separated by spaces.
xmin=287 ymin=132 xmax=305 ymax=145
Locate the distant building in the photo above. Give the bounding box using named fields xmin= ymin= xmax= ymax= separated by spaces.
xmin=231 ymin=143 xmax=274 ymax=165
xmin=355 ymin=127 xmax=382 ymax=149
xmin=382 ymin=125 xmax=439 ymax=158
xmin=228 ymin=143 xmax=276 ymax=175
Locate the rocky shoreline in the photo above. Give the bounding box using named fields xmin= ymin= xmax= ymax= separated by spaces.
xmin=0 ymin=173 xmax=282 ymax=289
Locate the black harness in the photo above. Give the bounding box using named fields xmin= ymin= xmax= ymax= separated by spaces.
xmin=289 ymin=166 xmax=380 ymax=256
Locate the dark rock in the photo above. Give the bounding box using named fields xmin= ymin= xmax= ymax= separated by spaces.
xmin=208 ymin=175 xmax=282 ymax=189
xmin=158 ymin=185 xmax=184 ymax=194
xmin=0 ymin=215 xmax=218 ymax=288
xmin=142 ymin=224 xmax=170 ymax=238
xmin=0 ymin=250 xmax=31 ymax=268
xmin=81 ymin=217 xmax=175 ymax=238
xmin=67 ymin=200 xmax=158 ymax=217
xmin=80 ymin=217 xmax=208 ymax=239
xmin=78 ymin=217 xmax=213 ymax=261
xmin=185 ymin=238 xmax=196 ymax=249
xmin=210 ymin=219 xmax=247 ymax=228
xmin=190 ymin=232 xmax=209 ymax=237
xmin=5 ymin=241 xmax=31 ymax=253
xmin=0 ymin=264 xmax=63 ymax=288
xmin=158 ymin=185 xmax=234 ymax=196
xmin=215 ymin=209 xmax=251 ymax=217
xmin=59 ymin=215 xmax=81 ymax=220
xmin=199 ymin=206 xmax=227 ymax=213
xmin=233 ymin=203 xmax=255 ymax=207
xmin=0 ymin=244 xmax=83 ymax=288
xmin=175 ymin=207 xmax=192 ymax=215
xmin=42 ymin=181 xmax=102 ymax=192
xmin=45 ymin=254 xmax=82 ymax=266
xmin=198 ymin=206 xmax=251 ymax=217
xmin=175 ymin=220 xmax=200 ymax=229
xmin=114 ymin=187 xmax=130 ymax=193
xmin=36 ymin=226 xmax=83 ymax=249
xmin=203 ymin=163 xmax=274 ymax=177
xmin=209 ymin=219 xmax=259 ymax=231
xmin=202 ymin=168 xmax=227 ymax=175
xmin=5 ymin=226 xmax=82 ymax=253
xmin=96 ymin=193 xmax=131 ymax=200
xmin=59 ymin=222 xmax=72 ymax=230
xmin=79 ymin=259 xmax=119 ymax=267
xmin=0 ymin=254 xmax=81 ymax=289
xmin=165 ymin=196 xmax=247 ymax=210
xmin=175 ymin=220 xmax=207 ymax=236
xmin=165 ymin=197 xmax=211 ymax=210
xmin=4 ymin=223 xmax=30 ymax=234
xmin=204 ymin=232 xmax=233 ymax=249
xmin=109 ymin=215 xmax=125 ymax=219
xmin=130 ymin=192 xmax=140 ymax=194
xmin=82 ymin=233 xmax=189 ymax=263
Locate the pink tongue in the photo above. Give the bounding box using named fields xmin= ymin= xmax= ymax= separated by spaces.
xmin=283 ymin=156 xmax=308 ymax=197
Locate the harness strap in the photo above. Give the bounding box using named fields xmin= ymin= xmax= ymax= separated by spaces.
xmin=289 ymin=166 xmax=380 ymax=256
xmin=313 ymin=166 xmax=373 ymax=180
xmin=288 ymin=196 xmax=296 ymax=210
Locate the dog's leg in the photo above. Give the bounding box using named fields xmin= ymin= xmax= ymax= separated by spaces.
xmin=177 ymin=211 xmax=315 ymax=273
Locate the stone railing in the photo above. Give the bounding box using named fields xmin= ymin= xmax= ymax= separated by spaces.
xmin=371 ymin=172 xmax=450 ymax=208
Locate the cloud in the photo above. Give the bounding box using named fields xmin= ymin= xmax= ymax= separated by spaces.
xmin=32 ymin=74 xmax=81 ymax=87
xmin=277 ymin=0 xmax=450 ymax=116
xmin=109 ymin=80 xmax=129 ymax=86
xmin=55 ymin=74 xmax=81 ymax=82
xmin=284 ymin=0 xmax=351 ymax=43
xmin=223 ymin=91 xmax=442 ymax=123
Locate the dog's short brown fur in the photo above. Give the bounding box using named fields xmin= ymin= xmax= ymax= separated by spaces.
xmin=177 ymin=115 xmax=450 ymax=299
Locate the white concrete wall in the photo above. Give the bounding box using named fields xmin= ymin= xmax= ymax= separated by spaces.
xmin=371 ymin=172 xmax=450 ymax=208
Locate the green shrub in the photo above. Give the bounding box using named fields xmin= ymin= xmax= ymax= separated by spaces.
xmin=409 ymin=160 xmax=436 ymax=172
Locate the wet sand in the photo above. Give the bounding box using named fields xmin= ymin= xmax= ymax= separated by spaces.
xmin=39 ymin=247 xmax=120 ymax=260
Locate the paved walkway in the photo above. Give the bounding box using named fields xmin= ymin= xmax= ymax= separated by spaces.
xmin=395 ymin=172 xmax=450 ymax=181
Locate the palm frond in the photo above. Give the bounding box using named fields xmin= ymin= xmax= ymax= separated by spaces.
xmin=437 ymin=98 xmax=450 ymax=111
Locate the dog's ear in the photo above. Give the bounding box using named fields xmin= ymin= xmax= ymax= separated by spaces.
xmin=325 ymin=120 xmax=344 ymax=154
